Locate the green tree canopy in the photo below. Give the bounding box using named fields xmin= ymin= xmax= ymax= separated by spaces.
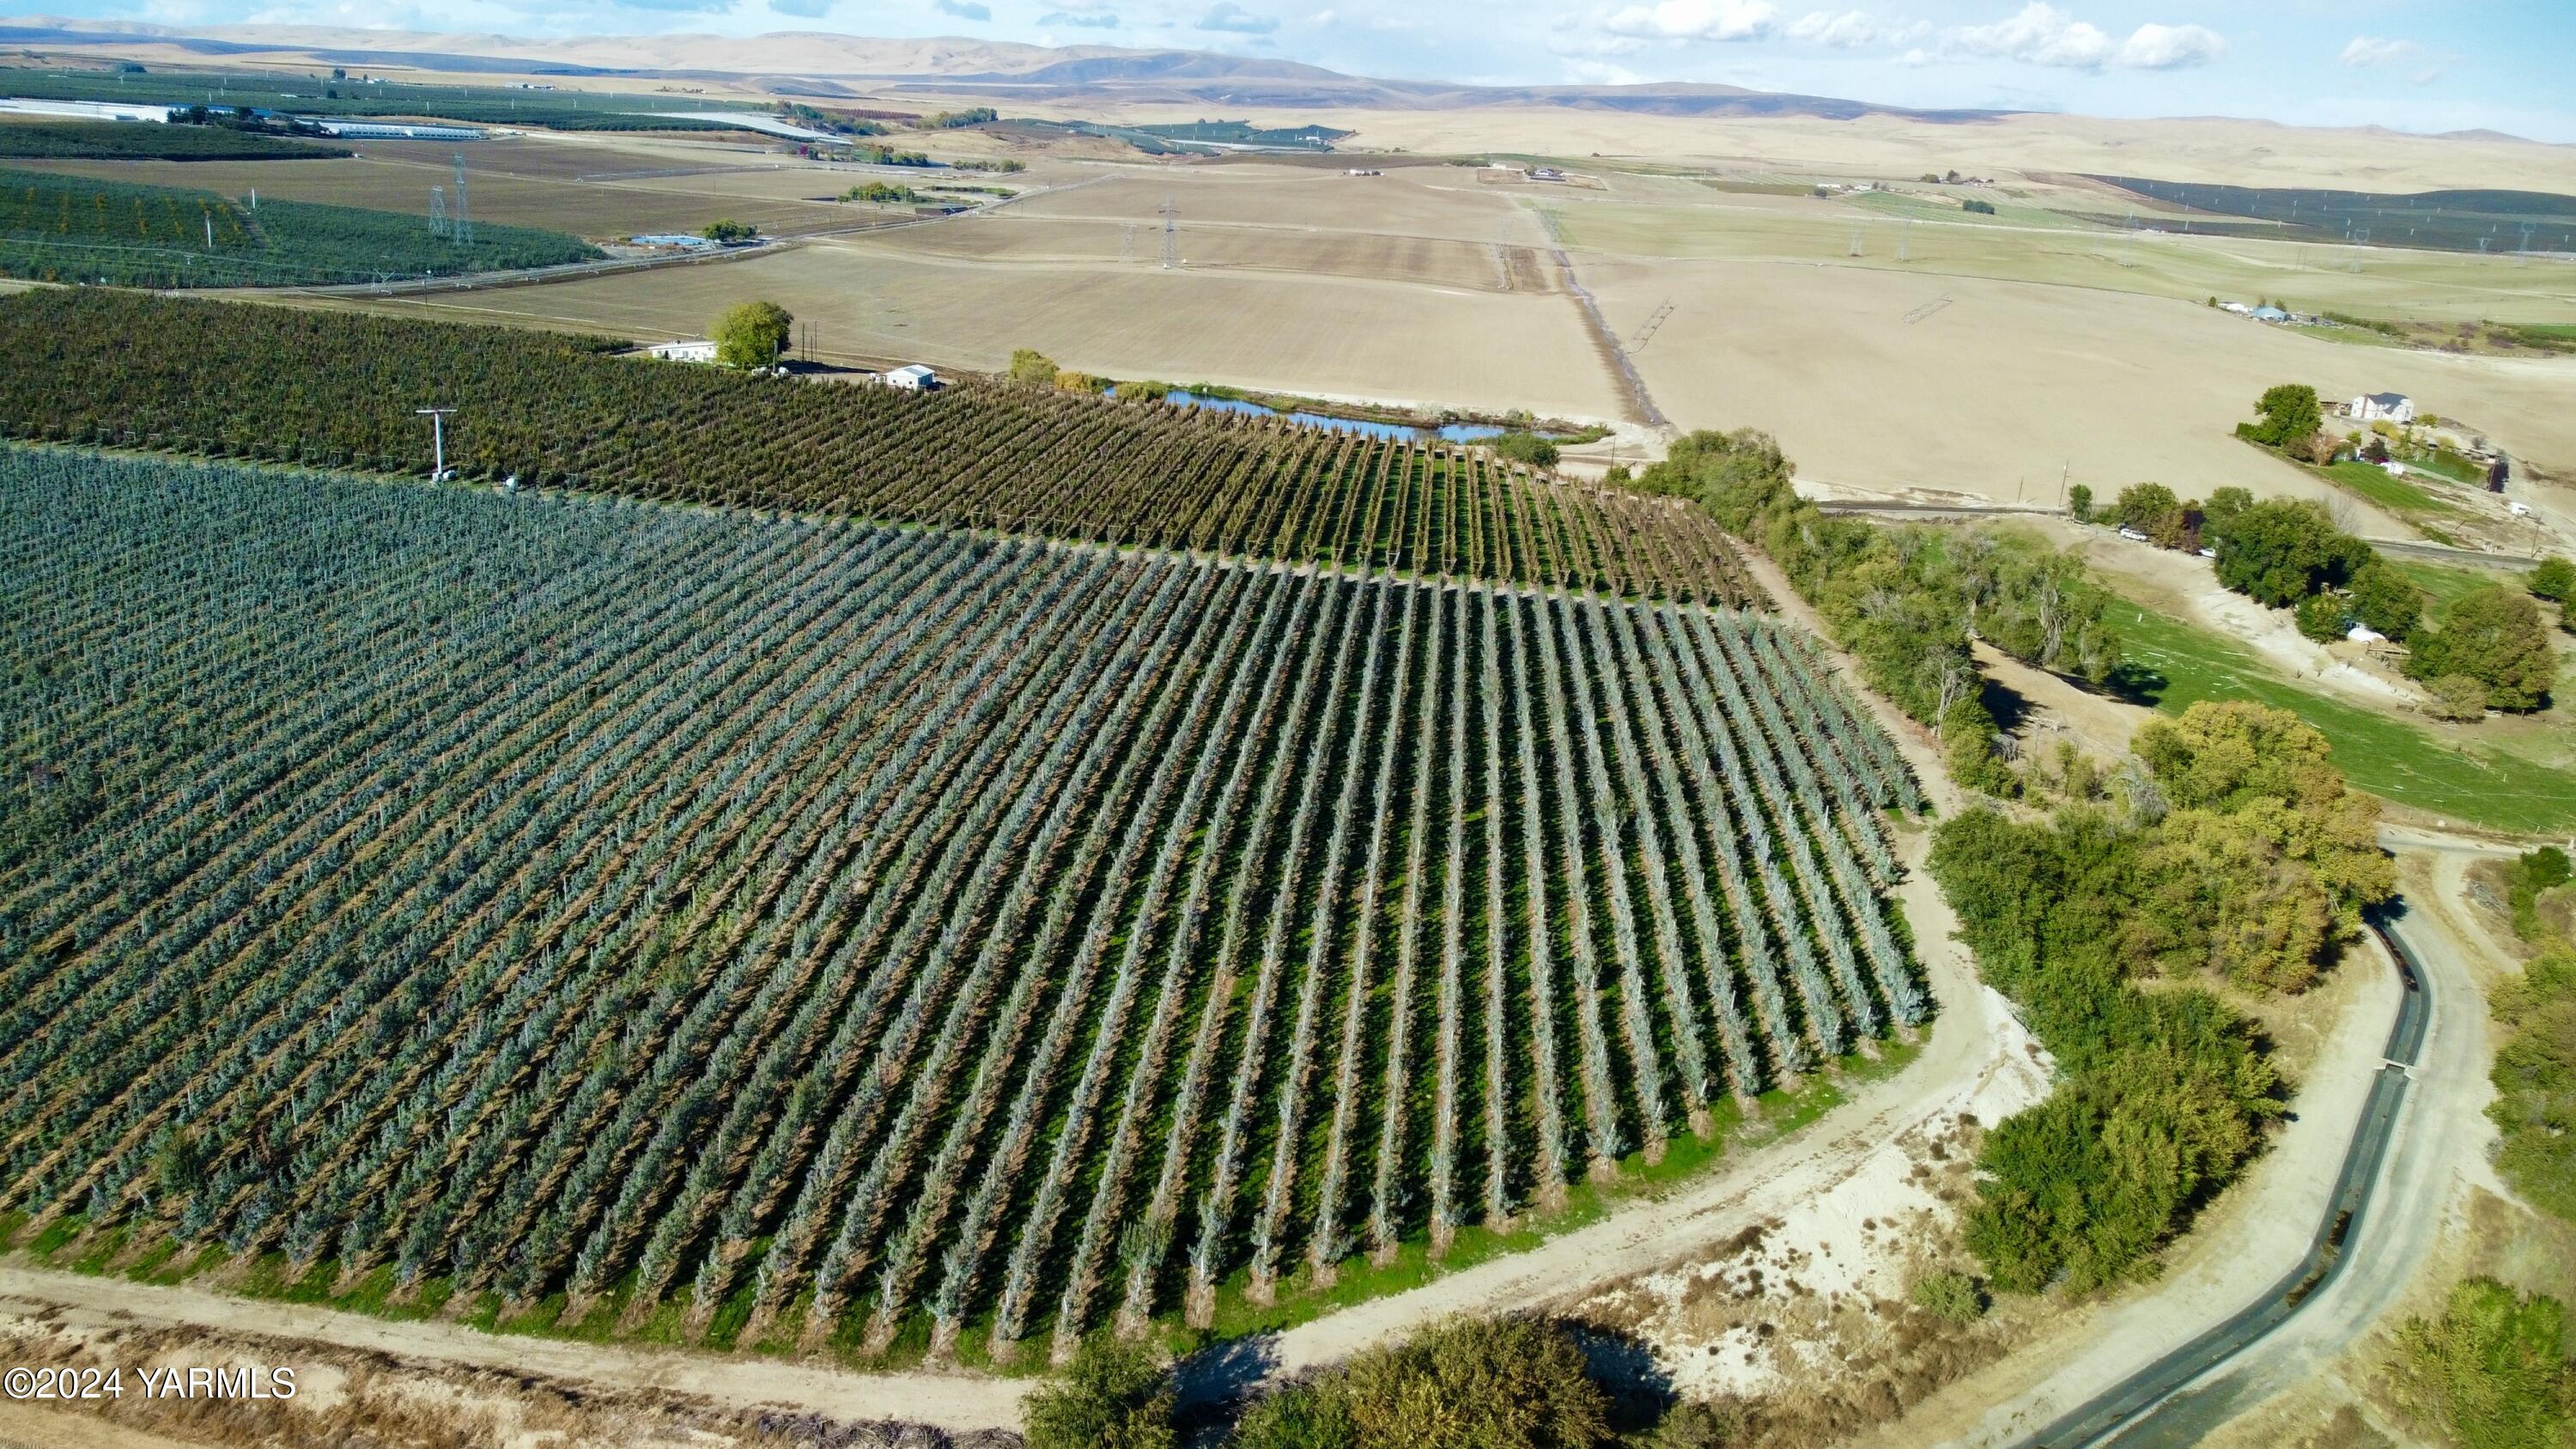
xmin=2406 ymin=584 xmax=2556 ymax=711
xmin=711 ymin=300 xmax=793 ymax=369
xmin=2348 ymin=560 xmax=2425 ymax=639
xmin=1009 ymin=347 xmax=1060 ymax=385
xmin=2209 ymin=499 xmax=2370 ymax=607
xmin=2251 ymin=383 xmax=2322 ymax=450
xmin=700 ymin=217 xmax=756 ymax=243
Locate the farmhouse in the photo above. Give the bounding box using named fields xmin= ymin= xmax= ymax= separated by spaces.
xmin=886 ymin=363 xmax=939 ymax=391
xmin=2351 ymin=391 xmax=2416 ymax=423
xmin=644 ymin=338 xmax=719 ymax=362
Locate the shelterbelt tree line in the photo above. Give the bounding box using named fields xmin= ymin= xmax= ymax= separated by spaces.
xmin=0 ymin=445 xmax=1920 ymax=1360
xmin=0 ymin=289 xmax=1753 ymax=605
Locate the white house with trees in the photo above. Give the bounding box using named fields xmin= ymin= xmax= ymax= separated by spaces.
xmin=2350 ymin=391 xmax=2415 ymax=423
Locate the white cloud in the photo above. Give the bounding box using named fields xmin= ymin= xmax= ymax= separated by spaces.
xmin=2116 ymin=21 xmax=2222 ymax=70
xmin=1951 ymin=3 xmax=2110 ymax=66
xmin=1197 ymin=1 xmax=1277 ymax=33
xmin=1943 ymin=4 xmax=2221 ymax=70
xmin=2339 ymin=35 xmax=2423 ymax=68
xmin=1787 ymin=9 xmax=1878 ymax=47
xmin=1601 ymin=0 xmax=1776 ymax=43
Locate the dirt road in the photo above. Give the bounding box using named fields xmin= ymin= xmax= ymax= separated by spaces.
xmin=0 ymin=1266 xmax=1028 ymax=1436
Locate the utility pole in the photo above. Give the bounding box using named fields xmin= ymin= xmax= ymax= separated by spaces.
xmin=416 ymin=407 xmax=456 ymax=480
xmin=1159 ymin=194 xmax=1178 ymax=269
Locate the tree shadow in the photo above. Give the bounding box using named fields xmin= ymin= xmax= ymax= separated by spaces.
xmin=1977 ymin=673 xmax=2030 ymax=736
xmin=2103 ymin=660 xmax=2170 ymax=708
xmin=1171 ymin=1330 xmax=1281 ymax=1409
xmin=1563 ymin=1318 xmax=1678 ymax=1435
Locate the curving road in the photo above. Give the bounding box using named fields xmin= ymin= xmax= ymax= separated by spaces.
xmin=2010 ymin=900 xmax=2452 ymax=1448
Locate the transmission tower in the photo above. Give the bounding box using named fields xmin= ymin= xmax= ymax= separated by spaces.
xmin=1159 ymin=194 xmax=1179 ymax=269
xmin=1846 ymin=222 xmax=1863 ymax=257
xmin=452 ymin=154 xmax=471 ymax=246
xmin=429 ymin=186 xmax=447 ymax=239
xmin=1897 ymin=219 xmax=1912 ymax=263
xmin=1121 ymin=222 xmax=1135 ymax=263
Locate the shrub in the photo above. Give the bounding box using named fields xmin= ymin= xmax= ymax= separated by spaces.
xmin=1963 ymin=198 xmax=1996 ymax=215
xmin=2490 ymin=949 xmax=2576 ymax=1221
xmin=2067 ymin=483 xmax=2093 ymax=521
xmin=1224 ymin=1318 xmax=1617 ymax=1447
xmin=701 ymin=218 xmax=756 ymax=242
xmin=1009 ymin=347 xmax=1060 ymax=386
xmin=1230 ymin=1382 xmax=1358 ymax=1449
xmin=1648 ymin=1401 xmax=1749 ymax=1447
xmin=1492 ymin=431 xmax=1560 ymax=467
xmin=2425 ymin=673 xmax=2494 ymax=722
xmin=2530 ymin=557 xmax=2576 ymax=603
xmin=1024 ymin=1340 xmax=1177 ymax=1449
xmin=2391 ymin=1278 xmax=2575 ymax=1449
xmin=2295 ymin=589 xmax=2350 ymax=642
xmin=1911 ymin=1269 xmax=1985 ymax=1324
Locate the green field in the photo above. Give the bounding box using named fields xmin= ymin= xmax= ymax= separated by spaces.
xmin=0 ymin=120 xmax=349 ymax=161
xmin=0 ymin=167 xmax=600 ymax=285
xmin=2114 ymin=604 xmax=2576 ymax=834
xmin=2317 ymin=458 xmax=2468 ymax=517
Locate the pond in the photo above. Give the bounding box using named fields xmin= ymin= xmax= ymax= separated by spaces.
xmin=1113 ymin=387 xmax=1549 ymax=444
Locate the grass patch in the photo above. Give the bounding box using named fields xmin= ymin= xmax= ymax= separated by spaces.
xmin=2112 ymin=603 xmax=2576 ymax=832
xmin=2318 ymin=459 xmax=2465 ymax=517
xmin=2402 ymin=559 xmax=2523 ymax=627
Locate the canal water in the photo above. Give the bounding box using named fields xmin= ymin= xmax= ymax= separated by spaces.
xmin=1114 ymin=387 xmax=1545 ymax=443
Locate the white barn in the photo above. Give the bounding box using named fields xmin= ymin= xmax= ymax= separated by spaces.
xmin=645 ymin=339 xmax=719 ymax=363
xmin=2351 ymin=391 xmax=2416 ymax=423
xmin=886 ymin=364 xmax=939 ymax=391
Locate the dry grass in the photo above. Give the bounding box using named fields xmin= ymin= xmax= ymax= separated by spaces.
xmin=1577 ymin=251 xmax=2576 ymax=508
xmin=324 ymin=234 xmax=1628 ymax=418
xmin=1548 ymin=192 xmax=2576 ymax=325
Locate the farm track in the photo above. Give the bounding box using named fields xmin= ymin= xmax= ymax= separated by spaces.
xmin=2 ymin=446 xmax=1911 ymax=1365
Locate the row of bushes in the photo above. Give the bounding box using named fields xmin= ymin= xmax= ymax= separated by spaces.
xmin=1638 ymin=429 xmax=2121 ymax=791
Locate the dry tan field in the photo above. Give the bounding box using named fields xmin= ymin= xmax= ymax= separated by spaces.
xmin=343 ymin=234 xmax=1627 ymax=419
xmin=891 ymin=210 xmax=1551 ymax=292
xmin=1002 ymin=163 xmax=1555 ymax=246
xmin=1546 ymin=190 xmax=2576 ymax=324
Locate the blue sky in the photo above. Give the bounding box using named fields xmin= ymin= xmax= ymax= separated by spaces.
xmin=56 ymin=0 xmax=2576 ymax=140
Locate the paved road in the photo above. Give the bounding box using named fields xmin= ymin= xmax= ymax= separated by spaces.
xmin=2010 ymin=906 xmax=2438 ymax=1448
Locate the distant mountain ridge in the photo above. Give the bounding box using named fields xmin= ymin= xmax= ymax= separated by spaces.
xmin=0 ymin=15 xmax=2010 ymax=120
